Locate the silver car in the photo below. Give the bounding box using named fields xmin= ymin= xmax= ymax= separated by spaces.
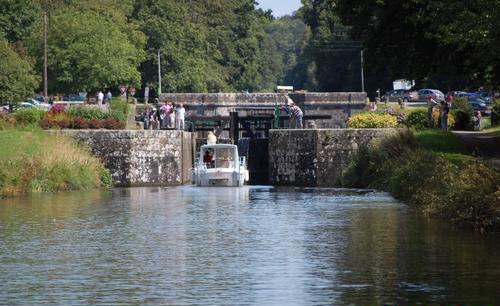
xmin=381 ymin=89 xmax=419 ymax=102
xmin=417 ymin=89 xmax=445 ymax=102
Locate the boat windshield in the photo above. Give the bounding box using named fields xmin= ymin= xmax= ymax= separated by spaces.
xmin=211 ymin=147 xmax=235 ymax=168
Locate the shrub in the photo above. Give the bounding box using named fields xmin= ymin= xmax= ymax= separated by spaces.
xmin=451 ymin=97 xmax=473 ymax=130
xmin=56 ymin=119 xmax=71 ymax=129
xmin=102 ymin=118 xmax=125 ymax=130
xmin=13 ymin=108 xmax=46 ymax=124
xmin=347 ymin=112 xmax=398 ymax=128
xmin=406 ymin=110 xmax=428 ymax=129
xmin=342 ymin=128 xmax=500 ymax=231
xmin=39 ymin=118 xmax=56 ymax=129
xmin=432 ymin=111 xmax=455 ymax=129
xmin=88 ymin=119 xmax=102 ymax=129
xmin=67 ymin=106 xmax=110 ymax=120
xmin=109 ymin=100 xmax=129 ymax=122
xmin=70 ymin=117 xmax=89 ymax=129
xmin=492 ymin=99 xmax=500 ymax=126
xmin=50 ymin=104 xmax=66 ymax=114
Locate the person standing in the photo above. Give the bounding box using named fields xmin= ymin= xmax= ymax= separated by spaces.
xmin=473 ymin=111 xmax=482 ymax=131
xmin=97 ymin=90 xmax=104 ymax=107
xmin=289 ymin=102 xmax=303 ymax=129
xmin=427 ymin=96 xmax=437 ymax=128
xmin=441 ymin=97 xmax=451 ymax=130
xmin=175 ymin=103 xmax=186 ymax=130
xmin=106 ymin=90 xmax=112 ymax=104
xmin=159 ymin=102 xmax=170 ymax=129
xmin=168 ymin=102 xmax=176 ymax=128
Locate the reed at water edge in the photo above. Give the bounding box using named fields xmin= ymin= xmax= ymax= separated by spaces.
xmin=0 ymin=126 xmax=111 ymax=198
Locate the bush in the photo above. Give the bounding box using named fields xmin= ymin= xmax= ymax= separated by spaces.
xmin=347 ymin=112 xmax=398 ymax=128
xmin=451 ymin=97 xmax=473 ymax=130
xmin=70 ymin=117 xmax=89 ymax=129
xmin=88 ymin=119 xmax=102 ymax=129
xmin=342 ymin=129 xmax=500 ymax=231
xmin=432 ymin=111 xmax=455 ymax=129
xmin=109 ymin=100 xmax=129 ymax=122
xmin=67 ymin=106 xmax=110 ymax=120
xmin=406 ymin=110 xmax=428 ymax=129
xmin=492 ymin=99 xmax=500 ymax=126
xmin=13 ymin=108 xmax=46 ymax=124
xmin=39 ymin=118 xmax=56 ymax=129
xmin=50 ymin=104 xmax=66 ymax=114
xmin=102 ymin=118 xmax=125 ymax=130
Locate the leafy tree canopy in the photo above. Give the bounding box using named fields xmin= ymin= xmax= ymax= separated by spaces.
xmin=0 ymin=39 xmax=39 ymax=104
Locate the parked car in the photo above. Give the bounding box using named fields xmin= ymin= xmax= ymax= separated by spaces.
xmin=381 ymin=89 xmax=419 ymax=102
xmin=417 ymin=89 xmax=445 ymax=102
xmin=60 ymin=94 xmax=86 ymax=104
xmin=469 ymin=100 xmax=489 ymax=115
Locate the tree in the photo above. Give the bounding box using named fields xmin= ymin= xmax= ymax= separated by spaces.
xmin=0 ymin=0 xmax=41 ymax=44
xmin=42 ymin=6 xmax=145 ymax=93
xmin=0 ymin=39 xmax=39 ymax=106
xmin=333 ymin=0 xmax=500 ymax=89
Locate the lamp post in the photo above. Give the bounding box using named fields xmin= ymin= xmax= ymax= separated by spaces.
xmin=361 ymin=49 xmax=365 ymax=93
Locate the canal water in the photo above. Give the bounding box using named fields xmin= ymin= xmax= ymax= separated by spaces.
xmin=1 ymin=186 xmax=500 ymax=305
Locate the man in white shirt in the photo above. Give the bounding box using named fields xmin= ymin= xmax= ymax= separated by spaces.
xmin=97 ymin=91 xmax=104 ymax=107
xmin=175 ymin=103 xmax=186 ymax=130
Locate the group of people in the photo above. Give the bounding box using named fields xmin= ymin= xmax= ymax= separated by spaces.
xmin=427 ymin=96 xmax=481 ymax=130
xmin=427 ymin=96 xmax=452 ymax=130
xmin=97 ymin=90 xmax=112 ymax=106
xmin=143 ymin=102 xmax=185 ymax=130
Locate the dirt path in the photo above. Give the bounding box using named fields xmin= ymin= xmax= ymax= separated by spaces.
xmin=453 ymin=130 xmax=500 ymax=167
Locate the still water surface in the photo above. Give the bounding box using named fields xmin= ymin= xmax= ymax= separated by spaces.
xmin=1 ymin=186 xmax=500 ymax=305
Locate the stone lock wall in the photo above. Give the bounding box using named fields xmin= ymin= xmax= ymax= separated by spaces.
xmin=149 ymin=92 xmax=368 ymax=128
xmin=50 ymin=130 xmax=193 ymax=187
xmin=269 ymin=129 xmax=396 ymax=187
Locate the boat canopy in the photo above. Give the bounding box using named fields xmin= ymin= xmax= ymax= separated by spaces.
xmin=200 ymin=144 xmax=239 ymax=169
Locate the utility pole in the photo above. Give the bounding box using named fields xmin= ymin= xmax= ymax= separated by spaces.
xmin=360 ymin=49 xmax=365 ymax=93
xmin=43 ymin=9 xmax=48 ymax=99
xmin=158 ymin=49 xmax=162 ymax=97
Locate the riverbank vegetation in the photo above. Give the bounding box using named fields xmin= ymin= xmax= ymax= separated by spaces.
xmin=0 ymin=127 xmax=111 ymax=198
xmin=342 ymin=129 xmax=500 ymax=232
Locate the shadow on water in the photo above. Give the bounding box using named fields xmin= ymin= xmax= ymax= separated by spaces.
xmin=1 ymin=186 xmax=500 ymax=304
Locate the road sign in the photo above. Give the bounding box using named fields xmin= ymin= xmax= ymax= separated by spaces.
xmin=119 ymin=85 xmax=127 ymax=94
xmin=129 ymin=87 xmax=136 ymax=96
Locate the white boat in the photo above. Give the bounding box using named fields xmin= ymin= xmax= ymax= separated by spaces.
xmin=192 ymin=144 xmax=249 ymax=187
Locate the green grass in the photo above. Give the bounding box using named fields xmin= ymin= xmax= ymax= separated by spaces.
xmin=413 ymin=129 xmax=472 ymax=164
xmin=0 ymin=127 xmax=111 ymax=197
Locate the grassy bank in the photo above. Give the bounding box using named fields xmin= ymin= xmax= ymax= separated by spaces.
xmin=342 ymin=129 xmax=500 ymax=232
xmin=0 ymin=127 xmax=111 ymax=197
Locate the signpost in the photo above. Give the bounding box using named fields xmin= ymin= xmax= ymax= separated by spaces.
xmin=144 ymin=86 xmax=149 ymax=104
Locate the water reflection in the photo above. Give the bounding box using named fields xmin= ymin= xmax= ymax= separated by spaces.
xmin=1 ymin=187 xmax=500 ymax=305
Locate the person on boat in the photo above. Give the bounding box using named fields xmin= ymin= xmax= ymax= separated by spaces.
xmin=207 ymin=131 xmax=217 ymax=145
xmin=203 ymin=150 xmax=214 ymax=168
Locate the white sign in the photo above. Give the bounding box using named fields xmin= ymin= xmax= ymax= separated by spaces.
xmin=144 ymin=86 xmax=149 ymax=104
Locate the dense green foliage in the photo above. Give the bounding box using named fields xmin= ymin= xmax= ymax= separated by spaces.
xmin=451 ymin=98 xmax=473 ymax=130
xmin=0 ymin=39 xmax=39 ymax=105
xmin=13 ymin=108 xmax=46 ymax=124
xmin=406 ymin=110 xmax=428 ymax=129
xmin=331 ymin=0 xmax=500 ymax=90
xmin=2 ymin=0 xmax=500 ymax=97
xmin=492 ymin=99 xmax=500 ymax=126
xmin=342 ymin=129 xmax=500 ymax=231
xmin=0 ymin=127 xmax=111 ymax=197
